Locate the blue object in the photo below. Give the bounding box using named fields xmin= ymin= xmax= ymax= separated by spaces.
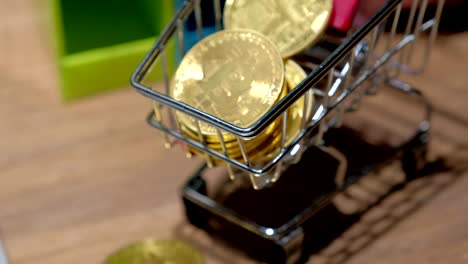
xmin=175 ymin=0 xmax=226 ymax=59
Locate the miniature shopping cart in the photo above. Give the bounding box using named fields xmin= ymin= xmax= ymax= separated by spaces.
xmin=130 ymin=0 xmax=445 ymax=263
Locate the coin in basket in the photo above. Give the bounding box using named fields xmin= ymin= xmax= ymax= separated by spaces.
xmin=104 ymin=239 xmax=204 ymax=264
xmin=165 ymin=82 xmax=287 ymax=166
xmin=171 ymin=29 xmax=284 ymax=140
xmin=245 ymin=60 xmax=314 ymax=163
xmin=187 ymin=60 xmax=313 ymax=165
xmin=282 ymin=60 xmax=314 ymax=144
xmin=177 ymin=85 xmax=287 ymax=152
xmin=224 ymin=0 xmax=333 ymax=58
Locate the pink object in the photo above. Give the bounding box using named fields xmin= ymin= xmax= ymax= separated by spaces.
xmin=329 ymin=0 xmax=361 ymax=32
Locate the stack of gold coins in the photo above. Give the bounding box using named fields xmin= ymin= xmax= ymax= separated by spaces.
xmin=184 ymin=59 xmax=313 ymax=165
xmin=161 ymin=0 xmax=332 ymax=165
xmin=170 ymin=29 xmax=286 ymax=164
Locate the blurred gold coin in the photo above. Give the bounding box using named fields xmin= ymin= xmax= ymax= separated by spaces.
xmin=249 ymin=60 xmax=313 ymax=163
xmin=178 ymin=83 xmax=288 ymax=146
xmin=224 ymin=0 xmax=332 ymax=58
xmin=184 ymin=118 xmax=282 ymax=163
xmin=283 ymin=60 xmax=314 ymax=145
xmin=104 ymin=239 xmax=204 ymax=264
xmin=171 ymin=29 xmax=284 ymax=140
xmin=182 ymin=76 xmax=289 ymax=162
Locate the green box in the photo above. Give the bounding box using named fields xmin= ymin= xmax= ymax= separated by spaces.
xmin=50 ymin=0 xmax=174 ymax=100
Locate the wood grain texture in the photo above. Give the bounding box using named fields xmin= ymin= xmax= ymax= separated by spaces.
xmin=1 ymin=0 xmax=468 ymax=263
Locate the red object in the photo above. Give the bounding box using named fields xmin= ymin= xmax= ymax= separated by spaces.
xmin=329 ymin=0 xmax=361 ymax=32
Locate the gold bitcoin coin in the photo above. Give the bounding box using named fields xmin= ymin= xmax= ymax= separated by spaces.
xmin=178 ymin=83 xmax=288 ymax=146
xmin=177 ymin=121 xmax=281 ymax=165
xmin=184 ymin=117 xmax=282 ymax=163
xmin=224 ymin=0 xmax=332 ymax=58
xmin=181 ymin=118 xmax=277 ymax=152
xmin=182 ymin=77 xmax=289 ymax=162
xmin=249 ymin=60 xmax=313 ymax=163
xmin=283 ymin=59 xmax=314 ymax=145
xmin=171 ymin=29 xmax=284 ymax=139
xmin=188 ymin=60 xmax=313 ymax=165
xmin=166 ymin=85 xmax=287 ymax=163
xmin=104 ymin=239 xmax=204 ymax=264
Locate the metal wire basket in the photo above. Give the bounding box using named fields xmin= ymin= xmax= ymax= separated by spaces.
xmin=131 ymin=0 xmax=444 ymax=189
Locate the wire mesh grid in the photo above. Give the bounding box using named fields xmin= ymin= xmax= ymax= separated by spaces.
xmin=131 ymin=0 xmax=445 ymax=189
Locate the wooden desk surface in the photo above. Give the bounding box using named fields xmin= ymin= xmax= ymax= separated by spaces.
xmin=1 ymin=1 xmax=468 ymax=263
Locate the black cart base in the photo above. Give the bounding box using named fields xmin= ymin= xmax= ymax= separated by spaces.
xmin=182 ymin=124 xmax=429 ymax=264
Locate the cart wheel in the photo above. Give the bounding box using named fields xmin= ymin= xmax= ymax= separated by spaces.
xmin=401 ymin=131 xmax=429 ymax=181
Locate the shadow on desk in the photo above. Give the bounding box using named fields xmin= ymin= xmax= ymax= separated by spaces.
xmin=175 ymin=142 xmax=466 ymax=264
xmin=172 ymin=148 xmax=467 ymax=264
xmin=308 ymin=157 xmax=465 ymax=264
